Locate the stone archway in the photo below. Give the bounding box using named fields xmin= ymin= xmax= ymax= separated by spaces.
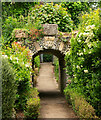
xmin=32 ymin=49 xmax=66 ymax=92
xmin=13 ymin=24 xmax=73 ymax=92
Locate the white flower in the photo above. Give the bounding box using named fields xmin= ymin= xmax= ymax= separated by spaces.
xmin=83 ymin=49 xmax=86 ymax=52
xmin=81 ymin=57 xmax=84 ymax=60
xmin=2 ymin=55 xmax=8 ymax=58
xmin=15 ymin=57 xmax=19 ymax=61
xmin=10 ymin=56 xmax=12 ymax=60
xmin=86 ymin=25 xmax=95 ymax=31
xmin=66 ymin=51 xmax=70 ymax=55
xmin=13 ymin=61 xmax=16 ymax=64
xmin=89 ymin=32 xmax=94 ymax=39
xmin=17 ymin=42 xmax=21 ymax=44
xmin=87 ymin=43 xmax=92 ymax=48
xmin=90 ymin=25 xmax=95 ymax=29
xmin=84 ymin=70 xmax=88 ymax=73
xmin=25 ymin=64 xmax=29 ymax=67
xmin=25 ymin=63 xmax=30 ymax=67
xmin=89 ymin=51 xmax=91 ymax=54
xmin=15 ymin=57 xmax=19 ymax=63
xmin=78 ymin=40 xmax=81 ymax=42
xmin=85 ymin=38 xmax=89 ymax=43
xmin=73 ymin=74 xmax=76 ymax=77
xmin=83 ymin=33 xmax=89 ymax=37
xmin=86 ymin=26 xmax=91 ymax=31
xmin=76 ymin=65 xmax=80 ymax=69
xmin=79 ymin=52 xmax=83 ymax=56
xmin=81 ymin=65 xmax=83 ymax=67
xmin=79 ymin=33 xmax=83 ymax=37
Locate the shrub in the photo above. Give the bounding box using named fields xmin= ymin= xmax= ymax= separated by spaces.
xmin=79 ymin=8 xmax=100 ymax=31
xmin=2 ymin=17 xmax=23 ymax=46
xmin=24 ymin=88 xmax=40 ymax=119
xmin=2 ymin=42 xmax=32 ymax=111
xmin=2 ymin=56 xmax=17 ymax=118
xmin=65 ymin=8 xmax=101 ymax=117
xmin=2 ymin=14 xmax=43 ymax=46
xmin=64 ymin=88 xmax=97 ymax=119
xmin=31 ymin=3 xmax=73 ymax=32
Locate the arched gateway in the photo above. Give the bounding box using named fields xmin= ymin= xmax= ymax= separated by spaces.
xmin=13 ymin=24 xmax=72 ymax=92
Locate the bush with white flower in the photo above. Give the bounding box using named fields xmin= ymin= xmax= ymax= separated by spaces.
xmin=65 ymin=8 xmax=101 ymax=117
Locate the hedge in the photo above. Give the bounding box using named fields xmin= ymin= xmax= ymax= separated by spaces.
xmin=2 ymin=56 xmax=17 ymax=118
xmin=64 ymin=88 xmax=98 ymax=119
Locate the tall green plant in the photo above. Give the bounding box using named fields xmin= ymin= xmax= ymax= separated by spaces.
xmin=65 ymin=8 xmax=101 ymax=117
xmin=2 ymin=56 xmax=17 ymax=118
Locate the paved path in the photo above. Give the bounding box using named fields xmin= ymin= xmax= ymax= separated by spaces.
xmin=37 ymin=63 xmax=78 ymax=119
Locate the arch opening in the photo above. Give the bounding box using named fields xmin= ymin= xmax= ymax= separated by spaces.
xmin=32 ymin=49 xmax=66 ymax=93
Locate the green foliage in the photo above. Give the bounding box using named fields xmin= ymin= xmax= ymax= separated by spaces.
xmin=43 ymin=54 xmax=53 ymax=62
xmin=2 ymin=56 xmax=17 ymax=118
xmin=64 ymin=88 xmax=97 ymax=118
xmin=79 ymin=8 xmax=100 ymax=31
xmin=2 ymin=42 xmax=32 ymax=110
xmin=24 ymin=88 xmax=40 ymax=119
xmin=31 ymin=3 xmax=73 ymax=32
xmin=34 ymin=56 xmax=40 ymax=71
xmin=2 ymin=2 xmax=38 ymax=21
xmin=2 ymin=17 xmax=22 ymax=45
xmin=53 ymin=56 xmax=59 ymax=82
xmin=61 ymin=2 xmax=90 ymax=26
xmin=65 ymin=8 xmax=101 ymax=117
xmin=2 ymin=15 xmax=44 ymax=47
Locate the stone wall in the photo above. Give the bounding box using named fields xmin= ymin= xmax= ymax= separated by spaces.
xmin=12 ymin=24 xmax=71 ymax=57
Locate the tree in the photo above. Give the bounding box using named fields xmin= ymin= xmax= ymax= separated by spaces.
xmin=61 ymin=2 xmax=92 ymax=26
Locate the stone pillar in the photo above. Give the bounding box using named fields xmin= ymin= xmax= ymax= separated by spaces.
xmin=59 ymin=58 xmax=66 ymax=93
xmin=58 ymin=64 xmax=61 ymax=90
xmin=40 ymin=54 xmax=43 ymax=63
xmin=52 ymin=55 xmax=55 ymax=65
xmin=32 ymin=56 xmax=35 ymax=87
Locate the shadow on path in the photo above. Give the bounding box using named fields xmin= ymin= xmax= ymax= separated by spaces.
xmin=37 ymin=63 xmax=78 ymax=119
